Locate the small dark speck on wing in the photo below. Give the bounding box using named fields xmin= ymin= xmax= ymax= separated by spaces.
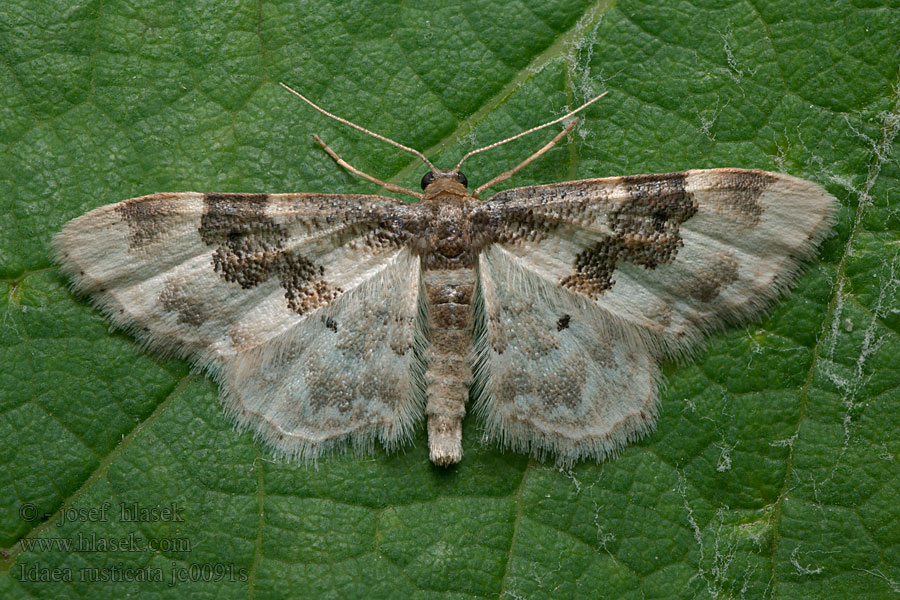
xmin=323 ymin=316 xmax=338 ymax=332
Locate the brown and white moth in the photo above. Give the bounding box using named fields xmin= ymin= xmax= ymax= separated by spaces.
xmin=53 ymin=85 xmax=838 ymax=467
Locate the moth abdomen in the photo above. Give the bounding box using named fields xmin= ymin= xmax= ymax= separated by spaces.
xmin=422 ymin=267 xmax=476 ymax=466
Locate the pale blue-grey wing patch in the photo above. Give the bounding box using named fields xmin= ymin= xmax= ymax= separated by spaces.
xmin=478 ymin=169 xmax=838 ymax=358
xmin=473 ymin=245 xmax=658 ymax=467
xmin=53 ymin=191 xmax=426 ymax=459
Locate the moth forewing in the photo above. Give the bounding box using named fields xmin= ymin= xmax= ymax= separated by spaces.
xmin=476 ymin=169 xmax=838 ymax=361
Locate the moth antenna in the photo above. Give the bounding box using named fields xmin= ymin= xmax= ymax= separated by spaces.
xmin=280 ymin=82 xmax=437 ymax=172
xmin=455 ymin=91 xmax=607 ymax=171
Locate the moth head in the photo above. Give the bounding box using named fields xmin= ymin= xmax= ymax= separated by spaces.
xmin=420 ymin=170 xmax=469 ymax=200
xmin=421 ymin=170 xmax=468 ymax=190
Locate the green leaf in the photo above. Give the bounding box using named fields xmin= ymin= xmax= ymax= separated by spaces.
xmin=2 ymin=0 xmax=899 ymax=598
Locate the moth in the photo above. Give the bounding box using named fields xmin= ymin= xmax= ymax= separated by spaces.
xmin=53 ymin=84 xmax=838 ymax=467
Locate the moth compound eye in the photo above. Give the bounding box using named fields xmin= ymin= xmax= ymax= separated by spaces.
xmin=421 ymin=171 xmax=435 ymax=190
xmin=455 ymin=171 xmax=468 ymax=188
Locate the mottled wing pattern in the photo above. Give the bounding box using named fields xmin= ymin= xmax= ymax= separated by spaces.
xmin=223 ymin=245 xmax=427 ymax=459
xmin=53 ymin=192 xmax=427 ymax=460
xmin=477 ymin=169 xmax=838 ymax=357
xmin=472 ymin=169 xmax=836 ymax=464
xmin=473 ymin=246 xmax=659 ymax=465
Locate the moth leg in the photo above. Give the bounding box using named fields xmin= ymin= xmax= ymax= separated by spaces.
xmin=474 ymin=118 xmax=578 ymax=198
xmin=312 ymin=134 xmax=423 ymax=200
